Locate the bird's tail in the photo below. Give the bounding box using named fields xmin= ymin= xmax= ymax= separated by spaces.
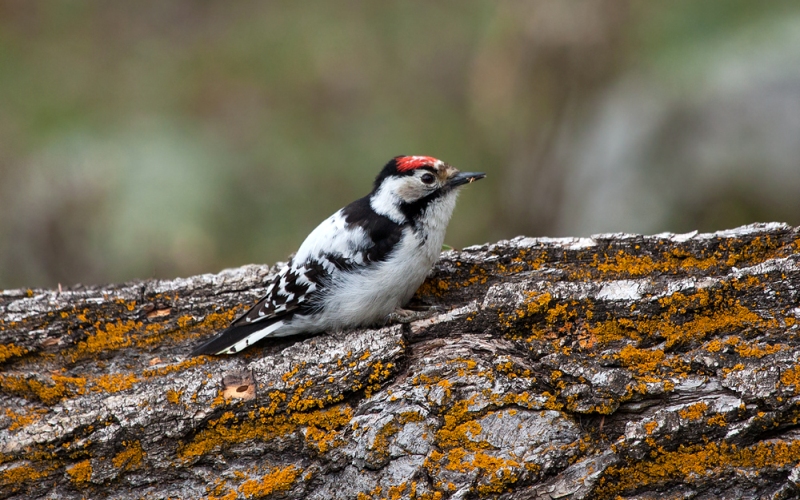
xmin=190 ymin=319 xmax=287 ymax=356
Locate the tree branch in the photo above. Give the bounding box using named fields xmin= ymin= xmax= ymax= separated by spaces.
xmin=2 ymin=223 xmax=800 ymax=499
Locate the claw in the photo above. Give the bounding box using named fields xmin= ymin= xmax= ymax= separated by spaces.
xmin=385 ymin=306 xmax=441 ymax=325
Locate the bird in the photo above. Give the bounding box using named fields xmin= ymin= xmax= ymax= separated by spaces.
xmin=191 ymin=156 xmax=485 ymax=356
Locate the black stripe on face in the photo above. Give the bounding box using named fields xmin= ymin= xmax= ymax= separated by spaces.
xmin=398 ymin=189 xmax=445 ymax=225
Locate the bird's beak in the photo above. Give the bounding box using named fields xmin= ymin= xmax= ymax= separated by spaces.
xmin=447 ymin=171 xmax=486 ymax=188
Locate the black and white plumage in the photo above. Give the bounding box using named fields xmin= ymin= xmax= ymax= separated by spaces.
xmin=191 ymin=156 xmax=485 ymax=356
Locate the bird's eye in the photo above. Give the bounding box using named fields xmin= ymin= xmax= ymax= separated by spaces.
xmin=421 ymin=173 xmax=435 ymax=184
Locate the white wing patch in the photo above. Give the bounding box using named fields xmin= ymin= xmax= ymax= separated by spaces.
xmin=220 ymin=320 xmax=286 ymax=355
xmin=294 ymin=210 xmax=369 ymax=265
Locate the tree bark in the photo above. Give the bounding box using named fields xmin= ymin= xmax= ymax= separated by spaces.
xmin=2 ymin=222 xmax=800 ymax=499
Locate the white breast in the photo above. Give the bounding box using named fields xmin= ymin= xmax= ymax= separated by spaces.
xmin=295 ymin=190 xmax=459 ymax=331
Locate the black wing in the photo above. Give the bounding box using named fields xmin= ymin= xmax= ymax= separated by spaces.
xmin=190 ymin=261 xmax=326 ymax=355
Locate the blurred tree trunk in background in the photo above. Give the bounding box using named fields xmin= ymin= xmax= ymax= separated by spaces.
xmin=469 ymin=1 xmax=629 ymax=236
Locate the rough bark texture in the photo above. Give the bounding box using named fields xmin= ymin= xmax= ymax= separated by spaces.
xmin=2 ymin=222 xmax=800 ymax=500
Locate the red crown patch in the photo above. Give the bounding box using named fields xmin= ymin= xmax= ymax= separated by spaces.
xmin=395 ymin=156 xmax=439 ymax=172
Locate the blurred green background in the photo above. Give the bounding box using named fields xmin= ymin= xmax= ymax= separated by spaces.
xmin=2 ymin=1 xmax=800 ymax=289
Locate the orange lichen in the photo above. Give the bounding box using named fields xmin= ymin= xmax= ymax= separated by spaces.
xmin=780 ymin=365 xmax=800 ymax=394
xmin=499 ymin=292 xmax=552 ymax=329
xmin=435 ymin=379 xmax=452 ymax=398
xmin=599 ymin=439 xmax=800 ymax=497
xmin=588 ymin=290 xmax=770 ymax=349
xmin=166 ymin=388 xmax=184 ymax=405
xmin=4 ymin=408 xmax=46 ymax=431
xmin=207 ymin=480 xmax=238 ymax=500
xmin=286 ymin=380 xmax=323 ymax=412
xmin=371 ymin=420 xmax=401 ymax=459
xmin=617 ymin=345 xmax=666 ymax=374
xmin=594 ymin=251 xmax=659 ymax=276
xmin=589 ymin=236 xmax=784 ymax=280
xmin=472 ymin=451 xmax=523 ymax=494
xmin=76 ymin=320 xmax=137 ymax=355
xmin=416 ymin=278 xmax=452 ymax=298
xmin=294 ymin=406 xmax=352 ymax=453
xmin=435 ymin=399 xmax=487 ymax=451
xmin=424 ymin=398 xmax=538 ymax=494
xmin=722 ymin=363 xmax=745 ymax=377
xmin=281 ymin=364 xmax=300 ymax=382
xmin=238 ymin=465 xmax=299 ymax=498
xmin=356 ymin=485 xmax=384 ymax=500
xmin=546 ymin=302 xmax=576 ymax=324
xmin=142 ymin=356 xmax=209 ymax=378
xmin=442 ymin=449 xmax=522 ymax=494
xmin=399 ymin=411 xmax=425 ymax=424
xmin=494 ymin=360 xmax=532 ymax=380
xmin=364 ymin=360 xmax=395 ymax=397
xmin=679 ymin=402 xmax=709 ymax=421
xmin=732 ymin=339 xmax=784 ymax=358
xmin=91 ymin=372 xmax=140 ymax=393
xmin=386 ymin=482 xmax=410 ymax=500
xmin=179 ymin=405 xmax=353 ymax=461
xmin=0 ymin=464 xmax=48 ymax=488
xmin=0 ymin=343 xmax=27 ymax=363
xmin=112 ymin=440 xmax=144 ymax=470
xmin=448 ymin=357 xmax=478 ymax=378
xmin=66 ymin=459 xmax=92 ymax=485
xmin=724 ymin=236 xmax=781 ymax=268
xmin=0 ymin=373 xmax=88 ymax=404
xmin=589 ymin=318 xmax=640 ymax=344
xmin=139 ymin=308 xmax=241 ymax=348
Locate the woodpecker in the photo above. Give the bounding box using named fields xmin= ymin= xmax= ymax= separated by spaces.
xmin=191 ymin=156 xmax=485 ymax=356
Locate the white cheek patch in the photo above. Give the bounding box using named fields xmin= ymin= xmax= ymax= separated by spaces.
xmin=370 ymin=179 xmax=406 ymax=223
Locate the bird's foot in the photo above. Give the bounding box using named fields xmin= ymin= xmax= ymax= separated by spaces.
xmin=385 ymin=306 xmax=443 ymax=325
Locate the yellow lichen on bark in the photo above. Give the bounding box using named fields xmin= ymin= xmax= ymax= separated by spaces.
xmin=76 ymin=320 xmax=137 ymax=355
xmin=780 ymin=365 xmax=800 ymax=394
xmin=166 ymin=388 xmax=184 ymax=405
xmin=0 ymin=373 xmax=88 ymax=404
xmin=112 ymin=441 xmax=144 ymax=470
xmin=238 ymin=465 xmax=300 ymax=499
xmin=679 ymin=402 xmax=709 ymax=421
xmin=599 ymin=440 xmax=800 ymax=497
xmin=434 ymin=399 xmax=487 ymax=451
xmin=178 ymin=405 xmax=353 ymax=461
xmin=0 ymin=343 xmax=27 ymax=363
xmin=0 ymin=464 xmax=49 ymax=489
xmin=3 ymin=408 xmax=46 ymax=431
xmin=66 ymin=459 xmax=92 ymax=486
xmin=617 ymin=345 xmax=666 ymax=374
xmin=91 ymin=372 xmax=140 ymax=393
